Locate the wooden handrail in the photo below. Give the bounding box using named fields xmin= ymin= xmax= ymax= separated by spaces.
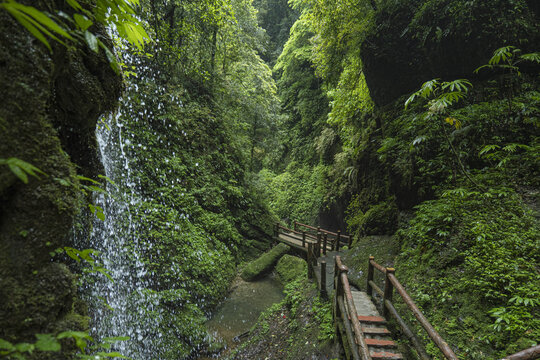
xmin=335 ymin=256 xmax=371 ymax=360
xmin=501 ymin=345 xmax=540 ymax=360
xmin=277 ymin=223 xmax=318 ymax=240
xmin=294 ymin=221 xmax=350 ymax=239
xmin=368 ymin=257 xmax=458 ymax=360
xmin=369 ymin=258 xmax=386 ymax=273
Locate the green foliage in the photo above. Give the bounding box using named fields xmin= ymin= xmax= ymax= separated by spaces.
xmin=0 ymin=158 xmax=45 ymax=184
xmin=396 ymin=188 xmax=540 ymax=357
xmin=475 ymin=46 xmax=540 ymax=75
xmin=259 ymin=164 xmax=328 ymax=224
xmin=0 ymin=332 xmax=130 ymax=360
xmin=252 ymin=0 xmax=298 ymax=65
xmin=283 ymin=278 xmax=306 ymax=318
xmin=0 ymin=0 xmax=149 ymax=70
xmin=273 ymin=16 xmax=331 ymax=165
xmin=0 ymin=0 xmax=72 ymax=51
xmin=263 ymin=0 xmax=540 ymax=357
xmin=311 ymin=296 xmax=334 ymax=342
xmin=241 ymin=243 xmax=289 ymax=281
xmin=405 ymin=78 xmax=472 ymax=114
xmin=346 ymin=197 xmax=398 ymax=236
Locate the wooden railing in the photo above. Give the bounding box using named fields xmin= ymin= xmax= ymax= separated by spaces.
xmin=367 ymin=256 xmax=458 ymax=360
xmin=277 ymin=222 xmax=536 ymax=360
xmin=333 ymin=256 xmax=370 ymax=360
xmin=274 ymin=222 xmax=347 ymax=256
xmin=293 ymin=221 xmax=351 ymax=251
xmin=306 ymin=241 xmax=328 ymax=298
xmin=501 ymin=345 xmax=540 ymax=360
xmin=275 ymin=222 xmax=329 ymax=296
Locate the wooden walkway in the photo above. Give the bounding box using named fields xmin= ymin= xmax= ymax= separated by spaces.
xmin=314 ymin=251 xmax=339 ymax=295
xmin=275 ymin=221 xmax=540 ymax=360
xmin=349 ymin=291 xmax=402 ymax=359
xmin=275 ymin=223 xmax=403 ymax=359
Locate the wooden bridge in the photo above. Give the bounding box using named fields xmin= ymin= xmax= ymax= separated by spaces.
xmin=274 ymin=221 xmax=540 ymax=360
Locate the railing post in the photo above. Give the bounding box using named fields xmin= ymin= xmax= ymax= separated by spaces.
xmin=274 ymin=222 xmax=279 ymax=237
xmin=333 ymin=260 xmax=340 ymax=335
xmin=316 ymin=231 xmax=322 ymax=256
xmin=383 ymin=267 xmax=395 ymax=318
xmin=302 ymin=231 xmax=306 ymax=248
xmin=367 ymin=256 xmax=374 ymax=296
xmin=335 ymin=230 xmax=341 ymax=251
xmin=348 ymin=235 xmax=352 ymax=248
xmin=320 ymin=260 xmax=327 ymax=298
xmin=307 ymin=243 xmax=313 ymax=279
xmin=294 ymin=220 xmax=297 ymax=231
xmin=323 ymin=233 xmax=328 ymax=255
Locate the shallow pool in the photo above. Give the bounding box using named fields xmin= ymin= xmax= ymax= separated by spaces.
xmin=205 ymin=275 xmax=284 ymax=347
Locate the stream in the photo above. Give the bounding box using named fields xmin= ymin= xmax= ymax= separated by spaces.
xmin=202 ymin=275 xmax=284 ymax=357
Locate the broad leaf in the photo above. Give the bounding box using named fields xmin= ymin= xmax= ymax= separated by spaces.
xmin=84 ymin=30 xmax=98 ymax=52
xmin=74 ymin=14 xmax=92 ymax=31
xmin=35 ymin=334 xmax=61 ymax=352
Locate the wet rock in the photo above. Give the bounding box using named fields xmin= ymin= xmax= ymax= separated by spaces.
xmin=0 ymin=0 xmax=122 ymax=353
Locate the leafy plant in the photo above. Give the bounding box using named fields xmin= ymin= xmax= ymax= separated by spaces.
xmin=0 ymin=332 xmax=130 ymax=359
xmin=475 ymin=46 xmax=540 ymax=75
xmin=475 ymin=46 xmax=540 ymax=112
xmin=0 ymin=157 xmax=45 ymax=184
xmin=405 ymin=78 xmax=482 ymax=188
xmin=0 ymin=0 xmax=150 ymax=70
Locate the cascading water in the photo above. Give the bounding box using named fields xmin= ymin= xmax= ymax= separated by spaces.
xmin=81 ymin=47 xmax=168 ymax=357
xmin=79 ymin=41 xmax=240 ymax=359
xmin=86 ymin=110 xmax=162 ymax=358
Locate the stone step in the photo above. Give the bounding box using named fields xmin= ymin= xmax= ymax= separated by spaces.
xmin=371 ymin=351 xmax=404 ymax=359
xmin=357 ymin=315 xmax=386 ymax=324
xmin=362 ymin=327 xmax=391 ymax=335
xmin=365 ymin=338 xmax=396 ymax=348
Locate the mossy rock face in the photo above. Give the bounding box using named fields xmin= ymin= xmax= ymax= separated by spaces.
xmin=341 ymin=235 xmax=400 ymax=291
xmin=241 ymin=243 xmax=290 ymax=281
xmin=361 ymin=0 xmax=540 ymax=106
xmin=276 ymin=255 xmax=307 ymax=285
xmin=0 ymin=0 xmax=121 ymax=352
xmin=348 ymin=198 xmax=398 ymax=237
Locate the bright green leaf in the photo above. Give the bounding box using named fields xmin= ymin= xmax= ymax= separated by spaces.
xmin=84 ymin=30 xmax=99 ymax=52
xmin=35 ymin=334 xmax=61 ymax=352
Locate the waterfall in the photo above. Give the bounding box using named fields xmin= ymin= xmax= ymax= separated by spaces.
xmin=83 ymin=110 xmax=162 ymax=359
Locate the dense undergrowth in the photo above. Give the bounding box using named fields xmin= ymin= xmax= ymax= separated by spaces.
xmin=395 ymin=189 xmax=539 ymax=358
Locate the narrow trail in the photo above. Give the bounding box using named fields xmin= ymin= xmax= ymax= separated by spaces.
xmin=275 ymin=222 xmax=404 ymax=360
xmin=274 ymin=221 xmax=540 ymax=360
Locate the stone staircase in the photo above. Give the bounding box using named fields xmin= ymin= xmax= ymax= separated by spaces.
xmin=351 ymin=291 xmax=403 ymax=359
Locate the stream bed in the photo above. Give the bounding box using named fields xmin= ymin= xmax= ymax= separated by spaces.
xmin=203 ymin=275 xmax=284 ymax=355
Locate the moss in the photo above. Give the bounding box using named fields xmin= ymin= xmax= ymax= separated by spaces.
xmin=341 ymin=235 xmax=400 ymax=291
xmin=348 ymin=198 xmax=398 ymax=237
xmin=241 ymin=243 xmax=290 ymax=281
xmin=276 ymin=254 xmax=307 ymax=285
xmin=394 ymin=188 xmax=540 ymax=358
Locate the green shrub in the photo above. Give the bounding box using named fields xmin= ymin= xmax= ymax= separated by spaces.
xmin=258 ymin=163 xmax=328 ymax=224
xmin=395 ymin=187 xmax=540 ymax=358
xmin=241 ymin=243 xmax=290 ymax=281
